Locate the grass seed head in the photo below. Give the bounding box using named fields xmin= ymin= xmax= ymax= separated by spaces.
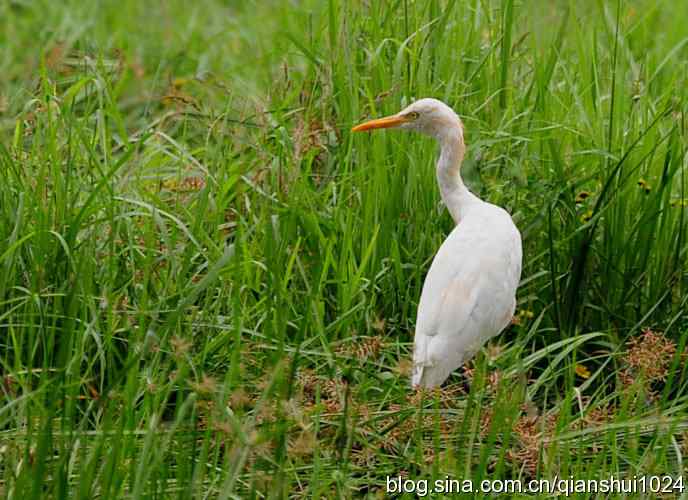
xmin=621 ymin=329 xmax=676 ymax=385
xmin=170 ymin=335 xmax=193 ymax=358
xmin=190 ymin=375 xmax=218 ymax=396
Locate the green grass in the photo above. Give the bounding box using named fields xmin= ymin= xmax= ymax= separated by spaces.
xmin=1 ymin=0 xmax=688 ymax=497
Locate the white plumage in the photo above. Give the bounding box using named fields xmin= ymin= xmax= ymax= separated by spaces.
xmin=352 ymin=98 xmax=522 ymax=388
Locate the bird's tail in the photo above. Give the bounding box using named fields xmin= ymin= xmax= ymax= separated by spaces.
xmin=411 ymin=363 xmax=424 ymax=387
xmin=411 ymin=363 xmax=452 ymax=388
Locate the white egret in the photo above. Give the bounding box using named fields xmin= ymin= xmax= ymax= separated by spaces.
xmin=352 ymin=98 xmax=522 ymax=388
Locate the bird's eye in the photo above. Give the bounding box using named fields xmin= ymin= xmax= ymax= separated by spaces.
xmin=406 ymin=111 xmax=420 ymax=120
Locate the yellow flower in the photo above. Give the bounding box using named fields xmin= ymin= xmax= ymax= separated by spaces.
xmin=637 ymin=178 xmax=651 ymax=193
xmin=520 ymin=309 xmax=534 ymax=319
xmin=575 ymin=191 xmax=591 ymax=203
xmin=575 ymin=364 xmax=591 ymax=379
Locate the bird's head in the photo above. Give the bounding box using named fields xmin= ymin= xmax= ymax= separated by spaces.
xmin=352 ymin=98 xmax=463 ymax=142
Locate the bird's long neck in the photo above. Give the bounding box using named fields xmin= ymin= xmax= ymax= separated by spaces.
xmin=436 ymin=126 xmax=480 ymax=224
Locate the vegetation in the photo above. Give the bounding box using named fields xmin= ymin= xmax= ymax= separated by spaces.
xmin=1 ymin=0 xmax=687 ymax=497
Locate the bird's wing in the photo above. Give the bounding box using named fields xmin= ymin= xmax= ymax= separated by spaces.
xmin=412 ymin=213 xmax=521 ymax=387
xmin=411 ymin=261 xmax=485 ymax=387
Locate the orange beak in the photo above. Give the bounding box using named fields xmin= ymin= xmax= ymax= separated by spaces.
xmin=351 ymin=114 xmax=409 ymax=132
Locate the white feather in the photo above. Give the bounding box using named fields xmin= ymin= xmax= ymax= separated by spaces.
xmin=412 ymin=203 xmax=521 ymax=387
